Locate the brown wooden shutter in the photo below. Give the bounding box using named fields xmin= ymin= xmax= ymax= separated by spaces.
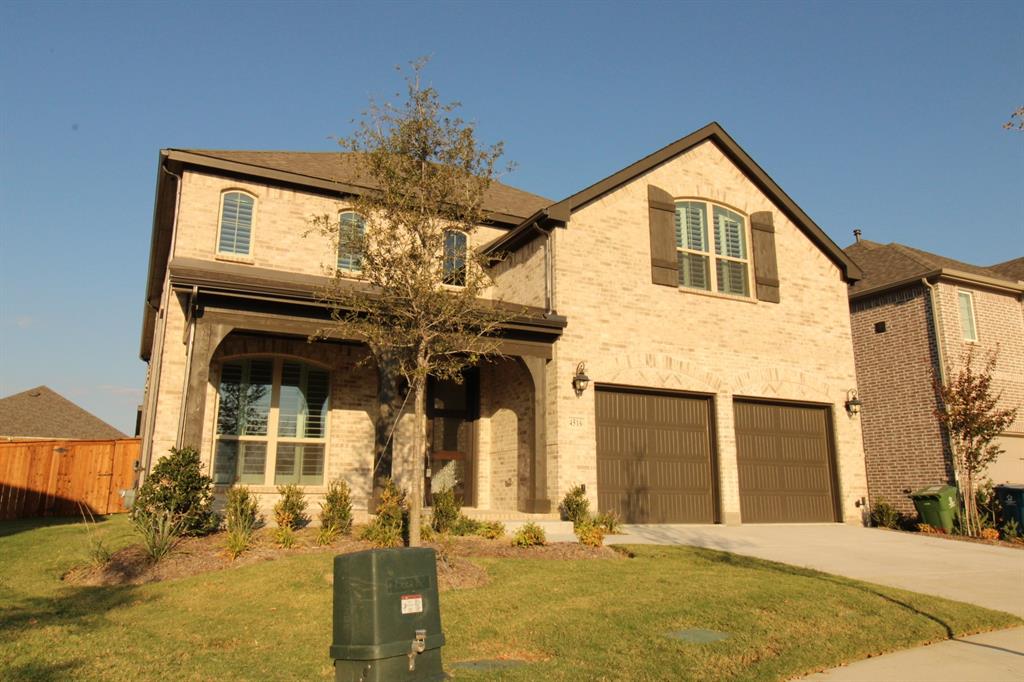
xmin=750 ymin=211 xmax=780 ymax=303
xmin=648 ymin=185 xmax=678 ymax=287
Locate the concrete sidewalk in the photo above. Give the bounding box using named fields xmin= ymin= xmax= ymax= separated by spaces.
xmin=612 ymin=524 xmax=1024 ymax=679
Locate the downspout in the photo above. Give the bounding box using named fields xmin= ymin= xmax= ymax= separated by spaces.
xmin=922 ymin=276 xmax=958 ymax=487
xmin=529 ymin=222 xmax=554 ymax=316
xmin=139 ymin=163 xmax=183 ymax=480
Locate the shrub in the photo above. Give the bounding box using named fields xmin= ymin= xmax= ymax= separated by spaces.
xmin=559 ymin=484 xmax=590 ymax=527
xmin=511 ymin=522 xmax=546 ymax=547
xmin=975 ymin=482 xmax=1000 ymax=530
xmin=431 ymin=488 xmax=460 ymax=534
xmin=869 ymin=500 xmax=902 ymax=529
xmin=274 ymin=484 xmax=309 ymax=530
xmin=593 ymin=510 xmax=622 ymax=534
xmin=133 ymin=509 xmax=181 ymax=562
xmin=224 ymin=486 xmax=261 ymax=559
xmin=475 ymin=520 xmax=505 ymax=540
xmin=274 ymin=526 xmax=297 ymax=549
xmin=315 ymin=525 xmax=340 ymax=546
xmin=1002 ymin=519 xmax=1022 ymax=541
xmin=78 ymin=503 xmax=111 ymax=567
xmin=452 ymin=514 xmax=482 ymax=536
xmin=320 ymin=478 xmax=353 ymax=535
xmin=980 ymin=527 xmax=1000 ymax=541
xmin=575 ymin=521 xmax=606 ymax=547
xmin=132 ymin=446 xmax=218 ymax=535
xmin=360 ymin=478 xmax=407 ymax=548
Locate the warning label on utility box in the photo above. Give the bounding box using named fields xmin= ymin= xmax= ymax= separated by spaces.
xmin=401 ymin=594 xmax=423 ymax=614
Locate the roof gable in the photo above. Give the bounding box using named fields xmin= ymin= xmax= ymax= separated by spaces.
xmin=0 ymin=386 xmax=127 ymax=440
xmin=486 ymin=123 xmax=861 ymax=282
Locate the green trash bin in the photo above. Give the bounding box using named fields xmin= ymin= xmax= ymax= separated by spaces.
xmin=330 ymin=548 xmax=446 ymax=682
xmin=994 ymin=484 xmax=1024 ymax=529
xmin=910 ymin=485 xmax=958 ymax=532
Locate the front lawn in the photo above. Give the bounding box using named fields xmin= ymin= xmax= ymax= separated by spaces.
xmin=1 ymin=516 xmax=1018 ymax=680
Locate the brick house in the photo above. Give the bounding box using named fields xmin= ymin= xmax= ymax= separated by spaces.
xmin=845 ymin=238 xmax=1024 ymax=514
xmin=137 ymin=123 xmax=870 ymax=525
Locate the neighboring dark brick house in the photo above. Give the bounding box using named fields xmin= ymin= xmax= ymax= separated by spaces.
xmin=845 ymin=239 xmax=1024 ymax=514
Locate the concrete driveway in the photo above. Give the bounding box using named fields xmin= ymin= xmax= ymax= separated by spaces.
xmin=614 ymin=523 xmax=1024 ymax=617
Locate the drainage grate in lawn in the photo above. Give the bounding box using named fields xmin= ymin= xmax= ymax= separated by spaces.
xmin=666 ymin=629 xmax=731 ymax=643
xmin=449 ymin=659 xmax=533 ymax=671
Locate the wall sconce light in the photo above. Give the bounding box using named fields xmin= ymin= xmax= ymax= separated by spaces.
xmin=572 ymin=362 xmax=590 ymax=397
xmin=845 ymin=389 xmax=862 ymax=417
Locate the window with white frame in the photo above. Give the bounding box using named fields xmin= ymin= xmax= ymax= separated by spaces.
xmin=958 ymin=290 xmax=978 ymax=342
xmin=337 ymin=211 xmax=365 ymax=273
xmin=217 ymin=191 xmax=255 ymax=256
xmin=675 ymin=201 xmax=750 ymax=296
xmin=442 ymin=229 xmax=468 ymax=286
xmin=213 ymin=358 xmax=329 ymax=486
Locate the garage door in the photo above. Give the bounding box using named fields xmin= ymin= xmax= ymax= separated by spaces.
xmin=734 ymin=400 xmax=839 ymax=523
xmin=596 ymin=387 xmax=716 ymax=523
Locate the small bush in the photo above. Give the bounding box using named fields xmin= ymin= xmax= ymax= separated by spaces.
xmin=431 ymin=488 xmax=461 ymax=534
xmin=511 ymin=522 xmax=546 ymax=547
xmin=475 ymin=520 xmax=505 ymax=540
xmin=575 ymin=521 xmax=606 ymax=547
xmin=224 ymin=486 xmax=261 ymax=559
xmin=360 ymin=478 xmax=407 ymax=548
xmin=420 ymin=524 xmax=436 ymax=543
xmin=320 ymin=478 xmax=353 ymax=535
xmin=274 ymin=485 xmax=309 ymax=530
xmin=1002 ymin=519 xmax=1022 ymax=541
xmin=316 ymin=525 xmax=340 ymax=546
xmin=559 ymin=484 xmax=590 ymax=527
xmin=133 ymin=509 xmax=181 ymax=562
xmin=979 ymin=527 xmax=1000 ymax=541
xmin=435 ymin=533 xmax=456 ymax=569
xmin=132 ymin=446 xmax=218 ymax=535
xmin=274 ymin=526 xmax=297 ymax=549
xmin=975 ymin=482 xmax=1000 ymax=530
xmin=78 ymin=504 xmax=112 ymax=567
xmin=452 ymin=515 xmax=482 ymax=536
xmin=593 ymin=510 xmax=622 ymax=534
xmin=870 ymin=500 xmax=902 ymax=529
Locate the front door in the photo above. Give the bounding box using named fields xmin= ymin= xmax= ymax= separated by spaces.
xmin=426 ymin=370 xmax=478 ymax=506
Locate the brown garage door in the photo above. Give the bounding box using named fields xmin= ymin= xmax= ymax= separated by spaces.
xmin=734 ymin=400 xmax=839 ymax=523
xmin=596 ymin=386 xmax=716 ymax=523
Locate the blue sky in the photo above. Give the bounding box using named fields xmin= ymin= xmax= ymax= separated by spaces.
xmin=1 ymin=1 xmax=1021 ymax=434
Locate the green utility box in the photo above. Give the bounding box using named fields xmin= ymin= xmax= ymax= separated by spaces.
xmin=910 ymin=484 xmax=958 ymax=532
xmin=330 ymin=548 xmax=446 ymax=682
xmin=994 ymin=484 xmax=1024 ymax=528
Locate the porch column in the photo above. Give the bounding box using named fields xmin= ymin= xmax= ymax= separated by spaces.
xmin=178 ymin=315 xmax=233 ymax=451
xmin=522 ymin=356 xmax=551 ymax=513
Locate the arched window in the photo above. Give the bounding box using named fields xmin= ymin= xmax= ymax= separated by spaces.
xmin=442 ymin=229 xmax=468 ymax=286
xmin=337 ymin=211 xmax=365 ymax=273
xmin=217 ymin=191 xmax=255 ymax=256
xmin=675 ymin=200 xmax=750 ymax=297
xmin=213 ymin=358 xmax=329 ymax=486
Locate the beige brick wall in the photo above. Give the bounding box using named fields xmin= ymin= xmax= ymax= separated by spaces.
xmin=547 ymin=140 xmax=867 ymax=524
xmin=490 ymin=236 xmax=548 ymax=309
xmin=479 ymin=357 xmax=534 ymax=510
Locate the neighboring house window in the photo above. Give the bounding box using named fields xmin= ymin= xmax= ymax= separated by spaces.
xmin=213 ymin=358 xmax=329 ymax=486
xmin=443 ymin=229 xmax=468 ymax=286
xmin=337 ymin=211 xmax=365 ymax=273
xmin=958 ymin=290 xmax=978 ymax=342
xmin=675 ymin=201 xmax=750 ymax=296
xmin=218 ymin=191 xmax=255 ymax=256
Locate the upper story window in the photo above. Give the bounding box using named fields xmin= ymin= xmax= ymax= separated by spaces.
xmin=958 ymin=290 xmax=978 ymax=342
xmin=217 ymin=191 xmax=255 ymax=256
xmin=337 ymin=211 xmax=365 ymax=273
xmin=442 ymin=229 xmax=468 ymax=286
xmin=675 ymin=201 xmax=750 ymax=297
xmin=213 ymin=357 xmax=329 ymax=487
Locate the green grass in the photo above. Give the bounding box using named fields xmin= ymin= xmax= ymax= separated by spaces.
xmin=1 ymin=516 xmax=1018 ymax=680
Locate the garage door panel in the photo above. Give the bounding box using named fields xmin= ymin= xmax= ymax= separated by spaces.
xmin=596 ymin=388 xmax=716 ymax=524
xmin=735 ymin=400 xmax=838 ymax=523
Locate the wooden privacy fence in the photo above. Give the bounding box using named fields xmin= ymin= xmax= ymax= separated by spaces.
xmin=0 ymin=439 xmax=139 ymax=520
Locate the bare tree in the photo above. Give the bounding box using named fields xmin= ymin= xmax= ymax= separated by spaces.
xmin=310 ymin=59 xmax=518 ymax=546
xmin=1004 ymin=106 xmax=1024 ymax=131
xmin=935 ymin=348 xmax=1018 ymax=536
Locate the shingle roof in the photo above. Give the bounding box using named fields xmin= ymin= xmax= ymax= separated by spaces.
xmin=990 ymin=257 xmax=1024 ymax=283
xmin=176 ymin=149 xmax=553 ymax=221
xmin=0 ymin=386 xmax=127 ymax=441
xmin=844 ymin=240 xmax=1023 ymax=296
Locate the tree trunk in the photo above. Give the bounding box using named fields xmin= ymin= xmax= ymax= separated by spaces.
xmin=407 ymin=379 xmax=426 ymax=547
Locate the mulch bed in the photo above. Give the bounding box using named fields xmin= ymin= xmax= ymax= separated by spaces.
xmin=62 ymin=529 xmax=621 ymax=591
xmin=875 ymin=526 xmax=1024 ymax=549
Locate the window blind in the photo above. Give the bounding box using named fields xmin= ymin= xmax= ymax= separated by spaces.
xmin=218 ymin=192 xmax=254 ymax=255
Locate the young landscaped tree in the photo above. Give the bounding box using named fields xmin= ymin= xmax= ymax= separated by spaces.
xmin=935 ymin=348 xmax=1018 ymax=536
xmin=310 ymin=59 xmax=518 ymax=546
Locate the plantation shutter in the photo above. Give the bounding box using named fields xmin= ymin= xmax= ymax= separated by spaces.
xmin=648 ymin=185 xmax=678 ymax=286
xmin=218 ymin=192 xmax=254 ymax=255
xmin=750 ymin=211 xmax=780 ymax=303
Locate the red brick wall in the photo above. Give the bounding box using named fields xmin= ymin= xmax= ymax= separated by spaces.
xmin=850 ymin=285 xmax=952 ymax=514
